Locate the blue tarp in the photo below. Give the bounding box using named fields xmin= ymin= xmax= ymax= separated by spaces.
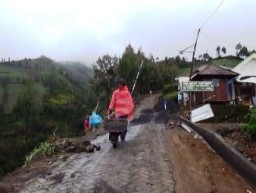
xmin=89 ymin=111 xmax=103 ymax=126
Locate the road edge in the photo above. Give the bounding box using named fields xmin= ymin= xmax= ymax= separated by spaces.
xmin=180 ymin=116 xmax=256 ymax=189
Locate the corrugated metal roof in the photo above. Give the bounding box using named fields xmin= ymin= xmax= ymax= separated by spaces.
xmin=232 ymin=54 xmax=256 ymax=80
xmin=236 ymin=77 xmax=256 ymax=84
xmin=191 ymin=64 xmax=238 ymax=79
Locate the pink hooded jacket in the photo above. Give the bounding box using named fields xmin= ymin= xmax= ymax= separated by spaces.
xmin=108 ymin=85 xmax=134 ymax=118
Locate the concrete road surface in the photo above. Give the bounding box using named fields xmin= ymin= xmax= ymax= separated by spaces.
xmin=21 ymin=94 xmax=175 ymax=193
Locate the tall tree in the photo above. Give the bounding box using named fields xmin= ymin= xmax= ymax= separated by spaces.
xmin=118 ymin=44 xmax=143 ymax=90
xmin=221 ymin=47 xmax=226 ymax=55
xmin=154 ymin=57 xmax=178 ymax=89
xmin=235 ymin=43 xmax=250 ymax=57
xmin=238 ymin=46 xmax=250 ymax=57
xmin=216 ymin=46 xmax=220 ymax=57
xmin=118 ymin=45 xmax=135 ymax=86
xmin=136 ymin=57 xmax=156 ymax=94
xmin=175 ymin=55 xmax=181 ymax=65
xmin=92 ymin=55 xmax=119 ymax=104
xmin=202 ymin=53 xmax=211 ymax=61
xmin=235 ymin=43 xmax=242 ymax=55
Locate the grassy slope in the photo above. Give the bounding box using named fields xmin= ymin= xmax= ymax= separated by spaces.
xmin=211 ymin=57 xmax=242 ymax=68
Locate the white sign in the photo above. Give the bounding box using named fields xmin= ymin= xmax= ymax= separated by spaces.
xmin=181 ymin=81 xmax=214 ymax=92
xmin=191 ymin=104 xmax=214 ymax=123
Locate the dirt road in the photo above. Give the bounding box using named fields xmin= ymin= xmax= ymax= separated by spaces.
xmin=166 ymin=127 xmax=255 ymax=193
xmin=1 ymin=94 xmax=255 ymax=193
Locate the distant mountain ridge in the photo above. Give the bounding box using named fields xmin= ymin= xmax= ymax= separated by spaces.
xmin=0 ymin=56 xmax=95 ymax=178
xmin=0 ymin=55 xmax=93 ymax=114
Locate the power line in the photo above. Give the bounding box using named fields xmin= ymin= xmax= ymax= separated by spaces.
xmin=200 ymin=31 xmax=237 ymax=48
xmin=200 ymin=0 xmax=225 ymax=29
xmin=179 ymin=0 xmax=225 ymax=56
xmin=179 ymin=44 xmax=194 ymax=54
xmin=185 ymin=1 xmax=224 ymax=111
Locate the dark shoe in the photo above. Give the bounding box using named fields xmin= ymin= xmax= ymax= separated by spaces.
xmin=121 ymin=138 xmax=125 ymax=142
xmin=120 ymin=130 xmax=127 ymax=142
xmin=112 ymin=143 xmax=117 ymax=148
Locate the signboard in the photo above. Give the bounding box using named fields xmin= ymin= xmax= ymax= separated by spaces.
xmin=190 ymin=104 xmax=214 ymax=123
xmin=181 ymin=81 xmax=214 ymax=92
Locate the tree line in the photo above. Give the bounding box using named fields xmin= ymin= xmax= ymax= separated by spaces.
xmin=89 ymin=44 xmax=182 ymax=111
xmin=215 ymin=43 xmax=255 ymax=59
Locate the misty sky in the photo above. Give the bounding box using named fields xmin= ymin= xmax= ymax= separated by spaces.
xmin=0 ymin=0 xmax=255 ymax=65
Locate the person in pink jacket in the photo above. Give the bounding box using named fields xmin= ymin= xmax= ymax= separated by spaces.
xmin=108 ymin=78 xmax=134 ymax=141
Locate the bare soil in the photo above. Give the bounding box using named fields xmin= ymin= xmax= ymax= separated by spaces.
xmin=165 ymin=126 xmax=255 ymax=193
xmin=199 ymin=123 xmax=256 ymax=165
xmin=0 ymin=94 xmax=255 ymax=193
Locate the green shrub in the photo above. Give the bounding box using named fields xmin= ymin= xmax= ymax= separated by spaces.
xmin=163 ymin=92 xmax=177 ymax=101
xmin=162 ymin=84 xmax=177 ymax=94
xmin=24 ymin=140 xmax=56 ymax=165
xmin=202 ymin=104 xmax=250 ymax=123
xmin=244 ymin=107 xmax=256 ymax=139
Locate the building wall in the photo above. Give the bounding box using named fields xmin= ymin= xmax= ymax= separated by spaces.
xmin=194 ymin=77 xmax=229 ymax=104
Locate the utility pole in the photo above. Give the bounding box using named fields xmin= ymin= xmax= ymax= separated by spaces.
xmin=189 ymin=28 xmax=201 ymax=80
xmin=188 ymin=28 xmax=201 ymax=111
xmin=180 ymin=0 xmax=223 ymax=112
